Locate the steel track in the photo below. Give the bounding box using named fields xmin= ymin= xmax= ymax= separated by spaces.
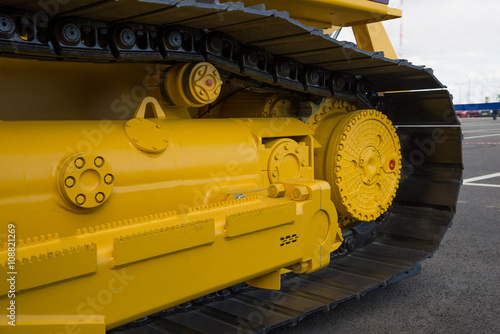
xmin=0 ymin=1 xmax=463 ymax=333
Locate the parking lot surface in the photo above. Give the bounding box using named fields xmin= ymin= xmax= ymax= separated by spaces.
xmin=271 ymin=118 xmax=500 ymax=334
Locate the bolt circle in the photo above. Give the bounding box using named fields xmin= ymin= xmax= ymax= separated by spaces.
xmin=59 ymin=153 xmax=114 ymax=209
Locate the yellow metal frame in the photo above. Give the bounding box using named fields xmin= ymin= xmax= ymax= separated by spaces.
xmin=226 ymin=0 xmax=401 ymax=28
xmin=223 ymin=0 xmax=400 ymax=58
xmin=0 ymin=1 xmax=407 ymax=331
xmin=0 ymin=101 xmax=345 ymax=332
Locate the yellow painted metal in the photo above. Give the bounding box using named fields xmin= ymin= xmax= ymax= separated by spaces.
xmin=221 ymin=0 xmax=402 ymax=28
xmin=219 ymin=0 xmax=400 ymax=61
xmin=163 ymin=62 xmax=223 ymax=107
xmin=218 ymin=92 xmax=296 ymax=118
xmin=0 ymin=315 xmax=105 ymax=334
xmin=0 ymin=244 xmax=97 ymax=295
xmin=267 ymin=138 xmax=310 ymax=184
xmin=58 ymin=153 xmax=115 ymax=209
xmin=0 ymin=102 xmax=345 ymax=331
xmin=352 ymin=22 xmax=398 ymax=59
xmin=0 ymin=180 xmax=341 ymax=332
xmin=314 ymin=109 xmax=402 ymax=221
xmin=125 ymin=98 xmax=170 ymax=153
xmin=246 ymin=270 xmax=282 ymax=290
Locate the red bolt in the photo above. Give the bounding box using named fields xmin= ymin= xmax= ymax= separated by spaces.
xmin=207 ymin=79 xmax=214 ymax=86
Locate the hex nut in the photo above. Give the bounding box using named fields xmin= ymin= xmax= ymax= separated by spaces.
xmin=292 ymin=185 xmax=309 ymax=201
xmin=268 ymin=183 xmax=285 ymax=198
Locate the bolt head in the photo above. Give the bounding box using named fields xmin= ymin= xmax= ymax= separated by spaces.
xmin=291 ymin=185 xmax=309 ymax=201
xmin=65 ymin=177 xmax=75 ymax=188
xmin=268 ymin=183 xmax=285 ymax=198
xmin=75 ymin=194 xmax=86 ymax=205
xmin=94 ymin=157 xmax=104 ymax=168
xmin=95 ymin=192 xmax=105 ymax=203
xmin=104 ymin=174 xmax=114 ymax=185
xmin=74 ymin=157 xmax=85 ymax=169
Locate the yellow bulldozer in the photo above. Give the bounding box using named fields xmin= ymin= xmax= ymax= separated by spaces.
xmin=0 ymin=1 xmax=462 ymax=333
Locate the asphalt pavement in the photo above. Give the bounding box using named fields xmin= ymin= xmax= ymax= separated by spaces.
xmin=271 ymin=117 xmax=500 ymax=334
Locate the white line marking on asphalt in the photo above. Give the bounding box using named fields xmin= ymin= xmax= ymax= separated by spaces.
xmin=464 ymin=134 xmax=500 ymax=139
xmin=463 ymin=172 xmax=500 ymax=183
xmin=462 ymin=128 xmax=500 ymax=133
xmin=460 ymin=122 xmax=498 ymax=127
xmin=463 ymin=183 xmax=500 ymax=188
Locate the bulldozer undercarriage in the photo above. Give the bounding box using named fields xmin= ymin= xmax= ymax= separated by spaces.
xmin=0 ymin=1 xmax=462 ymax=333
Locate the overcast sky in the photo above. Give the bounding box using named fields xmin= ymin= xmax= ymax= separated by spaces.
xmin=340 ymin=0 xmax=500 ymax=104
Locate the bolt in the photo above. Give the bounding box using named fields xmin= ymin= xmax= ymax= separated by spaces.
xmin=75 ymin=194 xmax=86 ymax=205
xmin=268 ymin=183 xmax=285 ymax=198
xmin=166 ymin=30 xmax=182 ymax=49
xmin=301 ymin=160 xmax=306 ymax=167
xmin=274 ymin=153 xmax=280 ymax=160
xmin=291 ymin=185 xmax=309 ymax=201
xmin=74 ymin=157 xmax=85 ymax=169
xmin=65 ymin=177 xmax=75 ymax=188
xmin=104 ymin=174 xmax=114 ymax=185
xmin=119 ymin=28 xmax=136 ymax=48
xmin=156 ymin=124 xmax=161 ymax=129
xmin=61 ymin=23 xmax=81 ymax=45
xmin=94 ymin=156 xmax=104 ymax=168
xmin=0 ymin=14 xmax=15 ymax=35
xmin=272 ymin=169 xmax=278 ymax=178
xmin=233 ymin=193 xmax=246 ymax=200
xmin=95 ymin=192 xmax=105 ymax=203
